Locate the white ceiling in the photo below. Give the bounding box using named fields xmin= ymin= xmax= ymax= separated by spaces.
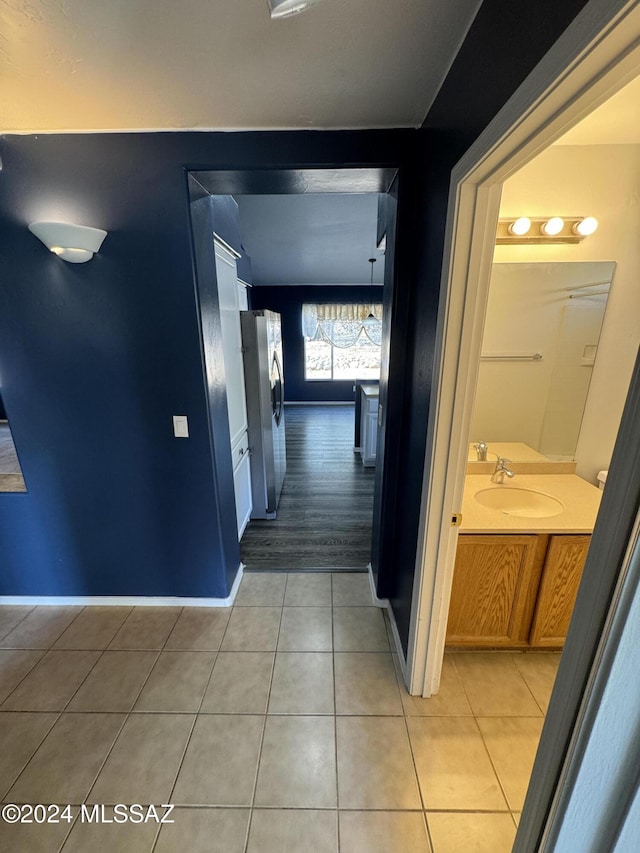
xmin=555 ymin=74 xmax=640 ymax=145
xmin=0 ymin=0 xmax=481 ymax=133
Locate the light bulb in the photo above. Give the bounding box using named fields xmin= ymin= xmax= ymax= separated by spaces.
xmin=573 ymin=217 xmax=598 ymax=236
xmin=541 ymin=217 xmax=564 ymax=236
xmin=508 ymin=217 xmax=531 ymax=236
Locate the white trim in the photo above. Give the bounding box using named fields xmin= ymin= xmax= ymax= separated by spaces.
xmin=410 ymin=0 xmax=640 ymax=698
xmin=0 ymin=564 xmax=245 ymax=609
xmin=1 ymin=124 xmax=420 ymax=135
xmin=366 ymin=562 xmax=408 ymax=682
xmin=367 ymin=562 xmax=389 ymax=608
xmin=387 ymin=604 xmax=409 ymax=684
xmin=213 ymin=234 xmax=241 ymax=261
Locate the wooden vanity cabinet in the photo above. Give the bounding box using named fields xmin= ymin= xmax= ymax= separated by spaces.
xmin=446 ymin=533 xmax=590 ymax=649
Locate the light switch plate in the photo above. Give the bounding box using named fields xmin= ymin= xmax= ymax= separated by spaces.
xmin=173 ymin=415 xmax=189 ymax=438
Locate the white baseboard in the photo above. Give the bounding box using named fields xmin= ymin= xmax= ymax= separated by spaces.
xmin=386 ymin=606 xmax=408 ymax=685
xmin=367 ymin=563 xmax=389 ymax=608
xmin=0 ymin=564 xmax=245 ymax=609
xmin=367 ymin=563 xmax=408 ymax=684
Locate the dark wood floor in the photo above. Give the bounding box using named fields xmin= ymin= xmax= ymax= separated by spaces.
xmin=240 ymin=405 xmax=375 ymax=570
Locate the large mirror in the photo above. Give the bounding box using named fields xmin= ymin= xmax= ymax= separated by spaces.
xmin=469 ymin=261 xmax=615 ymax=462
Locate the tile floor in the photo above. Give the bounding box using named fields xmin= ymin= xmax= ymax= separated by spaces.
xmin=0 ymin=572 xmax=560 ymax=852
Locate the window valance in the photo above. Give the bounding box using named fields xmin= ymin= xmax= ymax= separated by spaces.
xmin=302 ymin=303 xmax=383 ymax=347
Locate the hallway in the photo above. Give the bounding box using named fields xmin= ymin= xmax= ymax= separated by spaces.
xmin=240 ymin=406 xmax=375 ymax=570
xmin=0 ymin=571 xmax=556 ymax=852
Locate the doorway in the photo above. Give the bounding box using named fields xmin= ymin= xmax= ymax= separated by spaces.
xmin=410 ymin=2 xmax=640 ymax=849
xmin=427 ymin=111 xmax=637 ymax=836
xmin=236 ymin=191 xmax=386 ymax=570
xmin=187 ymin=169 xmax=399 ymax=581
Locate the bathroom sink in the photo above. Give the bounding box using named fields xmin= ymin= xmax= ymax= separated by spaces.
xmin=474 ymin=487 xmax=564 ymax=518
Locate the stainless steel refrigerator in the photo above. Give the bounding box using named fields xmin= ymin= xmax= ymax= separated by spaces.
xmin=240 ymin=309 xmax=286 ymax=518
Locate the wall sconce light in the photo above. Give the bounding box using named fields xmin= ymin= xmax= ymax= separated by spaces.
xmin=28 ymin=221 xmax=108 ymax=263
xmin=267 ymin=0 xmax=322 ymax=18
xmin=496 ymin=216 xmax=598 ymax=245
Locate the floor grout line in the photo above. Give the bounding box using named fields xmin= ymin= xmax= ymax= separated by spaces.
xmin=241 ymin=591 xmax=284 ymax=853
xmin=331 ymin=573 xmax=341 ymax=852
xmin=0 ymin=604 xmax=37 ymax=644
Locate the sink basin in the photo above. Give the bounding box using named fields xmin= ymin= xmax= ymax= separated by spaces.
xmin=475 ymin=487 xmax=564 ymax=518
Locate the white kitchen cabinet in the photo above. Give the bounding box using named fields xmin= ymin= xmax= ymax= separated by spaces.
xmin=360 ymin=384 xmax=379 ymax=467
xmin=237 ymin=279 xmax=250 ymax=311
xmin=215 ymin=239 xmax=249 ymax=448
xmin=232 ymin=431 xmax=252 ymax=539
xmin=214 ymin=237 xmax=252 ymax=538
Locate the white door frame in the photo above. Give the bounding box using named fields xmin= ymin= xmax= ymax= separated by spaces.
xmin=407 ymin=0 xmax=640 ymax=696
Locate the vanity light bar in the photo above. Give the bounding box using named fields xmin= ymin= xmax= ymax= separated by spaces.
xmin=496 ymin=217 xmax=598 ymax=244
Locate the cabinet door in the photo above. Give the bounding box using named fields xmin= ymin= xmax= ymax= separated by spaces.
xmin=360 ymin=392 xmax=379 ymax=467
xmin=529 ymin=534 xmax=591 ymax=647
xmin=446 ymin=535 xmax=547 ymax=647
xmin=237 ymin=280 xmax=249 ymax=311
xmin=215 ymin=239 xmax=248 ymax=449
xmin=233 ymin=444 xmax=253 ymax=540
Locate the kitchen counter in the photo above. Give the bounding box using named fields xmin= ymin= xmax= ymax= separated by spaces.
xmin=460 ymin=473 xmax=602 ymax=534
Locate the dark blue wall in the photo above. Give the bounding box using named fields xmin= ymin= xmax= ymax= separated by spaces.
xmin=0 ymin=130 xmax=416 ymax=598
xmin=249 ymin=285 xmax=383 ymax=402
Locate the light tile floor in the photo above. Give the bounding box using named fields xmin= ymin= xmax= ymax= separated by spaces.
xmin=0 ymin=572 xmax=560 ymax=852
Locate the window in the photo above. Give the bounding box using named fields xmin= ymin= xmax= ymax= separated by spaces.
xmin=302 ymin=303 xmax=382 ymax=381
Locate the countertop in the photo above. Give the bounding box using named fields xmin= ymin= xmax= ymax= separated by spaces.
xmin=460 ymin=473 xmax=602 ymax=534
xmin=467 ymin=441 xmax=549 ymax=462
xmin=361 ymin=384 xmax=380 ymax=398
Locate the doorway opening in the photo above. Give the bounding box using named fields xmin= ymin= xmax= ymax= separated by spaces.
xmin=429 ymin=82 xmax=639 ymax=827
xmin=410 ymin=3 xmax=640 ymax=848
xmin=187 ymin=169 xmax=399 ymax=579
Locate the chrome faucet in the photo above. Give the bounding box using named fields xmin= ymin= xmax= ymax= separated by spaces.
xmin=491 ymin=457 xmax=515 ymax=484
xmin=474 ymin=441 xmax=489 ymax=461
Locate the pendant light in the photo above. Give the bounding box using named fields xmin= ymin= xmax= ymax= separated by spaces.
xmin=362 ymin=258 xmax=379 ymax=327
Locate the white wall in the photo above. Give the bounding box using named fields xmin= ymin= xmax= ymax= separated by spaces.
xmin=496 ymin=144 xmax=640 ymax=484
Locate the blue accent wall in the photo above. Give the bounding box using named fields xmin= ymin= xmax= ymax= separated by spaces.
xmin=249 ymin=285 xmax=383 ymax=403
